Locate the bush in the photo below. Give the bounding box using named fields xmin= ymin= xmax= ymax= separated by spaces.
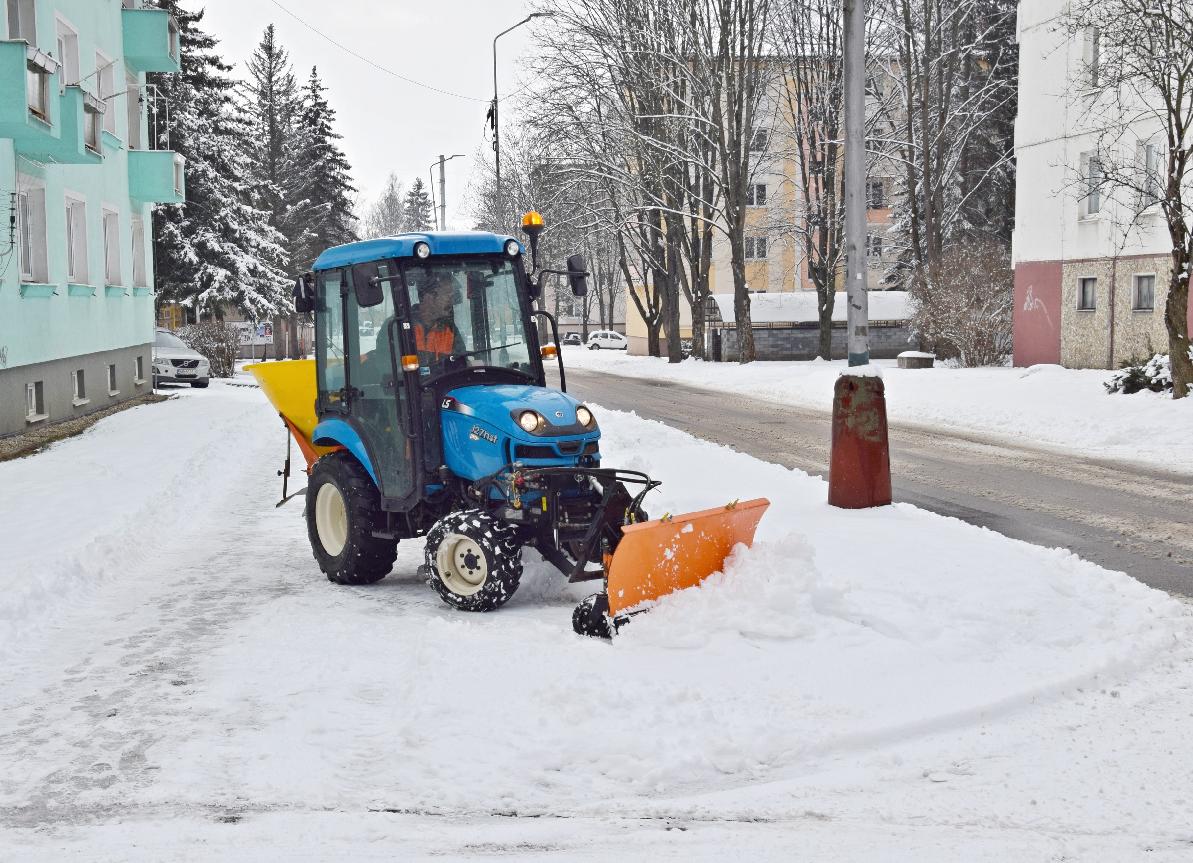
xmin=177 ymin=322 xmax=241 ymax=378
xmin=1104 ymin=354 xmax=1172 ymax=394
xmin=909 ymin=240 xmax=1013 ymax=367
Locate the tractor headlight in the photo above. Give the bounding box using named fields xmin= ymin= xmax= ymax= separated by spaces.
xmin=517 ymin=410 xmax=543 ymax=433
xmin=504 ymin=239 xmax=521 ymax=257
xmin=414 ymin=241 xmax=431 ymax=259
xmin=576 ymin=406 xmax=594 ymax=428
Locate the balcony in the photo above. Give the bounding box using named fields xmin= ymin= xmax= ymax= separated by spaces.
xmin=122 ymin=8 xmax=181 ymax=73
xmin=129 ymin=149 xmax=186 ymax=204
xmin=0 ymin=44 xmax=105 ymax=165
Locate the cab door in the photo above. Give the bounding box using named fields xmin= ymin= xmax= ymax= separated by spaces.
xmin=344 ymin=264 xmax=416 ymax=505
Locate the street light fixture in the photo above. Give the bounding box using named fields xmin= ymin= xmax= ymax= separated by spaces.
xmin=428 ymin=153 xmax=466 ymax=231
xmin=491 ymin=12 xmax=554 ymax=226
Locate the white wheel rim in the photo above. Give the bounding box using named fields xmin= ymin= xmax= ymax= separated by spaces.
xmin=436 ymin=533 xmax=489 ymax=596
xmin=315 ymin=483 xmax=349 ymax=557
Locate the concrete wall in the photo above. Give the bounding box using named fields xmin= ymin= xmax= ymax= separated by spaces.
xmin=1060 ymin=254 xmax=1177 ymax=369
xmin=0 ymin=342 xmax=151 ymax=437
xmin=711 ymin=323 xmax=914 ymax=363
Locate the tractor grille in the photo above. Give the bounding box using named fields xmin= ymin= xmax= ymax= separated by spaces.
xmin=171 ymin=358 xmax=200 ymax=368
xmin=515 ymin=440 xmax=600 ymax=461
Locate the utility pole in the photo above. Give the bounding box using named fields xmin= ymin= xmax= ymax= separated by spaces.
xmin=491 ymin=13 xmax=552 ymax=225
xmin=428 ymin=154 xmax=465 ymax=231
xmin=843 ymin=0 xmax=870 ymax=366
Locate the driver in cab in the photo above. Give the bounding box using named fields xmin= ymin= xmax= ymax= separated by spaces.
xmin=414 ymin=272 xmax=466 ymax=372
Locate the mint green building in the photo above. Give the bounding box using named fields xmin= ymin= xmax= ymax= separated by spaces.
xmin=1 ymin=0 xmax=183 ymax=436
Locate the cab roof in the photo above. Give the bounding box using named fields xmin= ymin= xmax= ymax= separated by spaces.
xmin=312 ymin=231 xmax=522 ymax=272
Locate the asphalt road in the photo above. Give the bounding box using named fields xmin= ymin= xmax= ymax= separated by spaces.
xmin=560 ymin=366 xmax=1193 ymax=599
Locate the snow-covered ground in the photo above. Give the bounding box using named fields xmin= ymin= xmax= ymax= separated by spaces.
xmin=1 ymin=379 xmax=1192 ymax=860
xmin=563 ymin=348 xmax=1193 ymax=475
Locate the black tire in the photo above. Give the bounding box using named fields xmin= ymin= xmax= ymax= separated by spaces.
xmin=423 ymin=510 xmax=522 ymax=612
xmin=190 ymin=379 xmax=210 ymax=388
xmin=573 ymin=593 xmax=613 ymax=638
xmin=306 ymin=451 xmax=397 ymax=585
xmin=588 ymin=343 xmax=599 ymax=350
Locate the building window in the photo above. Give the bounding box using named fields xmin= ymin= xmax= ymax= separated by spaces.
xmin=7 ymin=0 xmax=36 ymax=41
xmin=16 ymin=182 xmax=48 ymax=282
xmin=746 ymin=183 xmax=767 ymax=207
xmin=131 ymin=215 xmax=148 ymax=287
xmin=108 ymin=363 xmax=119 ymax=396
xmin=103 ymin=208 xmax=122 ymax=285
xmin=867 ymin=180 xmax=886 ymax=209
xmin=97 ymin=52 xmax=117 ymax=135
xmin=72 ymin=368 xmax=87 ymax=403
xmin=1133 ymin=274 xmax=1155 ymax=311
xmin=126 ymin=74 xmax=142 ymax=149
xmin=748 ymin=127 xmax=769 ymax=154
xmin=1085 ymin=27 xmax=1101 ymax=88
xmin=26 ymin=64 xmax=50 ymax=120
xmin=744 ymin=236 xmax=768 ymax=260
xmin=1083 ymin=154 xmax=1103 ymax=217
xmin=65 ymin=197 xmax=88 ymax=283
xmin=1140 ymin=142 xmax=1162 ymax=206
xmin=85 ymin=108 xmax=101 ymax=152
xmin=866 ymin=235 xmax=883 ymax=260
xmin=1077 ymin=277 xmax=1097 ymax=311
xmin=25 ymin=380 xmax=45 ymax=421
xmin=55 ymin=17 xmax=80 ymax=86
xmin=134 ymin=355 xmax=145 ymax=384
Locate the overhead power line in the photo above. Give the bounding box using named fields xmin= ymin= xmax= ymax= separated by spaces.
xmin=265 ymin=0 xmax=488 ymax=103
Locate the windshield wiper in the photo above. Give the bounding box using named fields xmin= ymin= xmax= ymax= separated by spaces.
xmin=453 ymin=342 xmax=523 ymax=360
xmin=423 ymin=364 xmax=535 ymax=388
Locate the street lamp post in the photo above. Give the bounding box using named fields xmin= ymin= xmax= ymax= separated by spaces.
xmin=428 ymin=154 xmax=466 ymax=231
xmin=843 ymin=0 xmax=870 ymax=366
xmin=492 ymin=12 xmax=552 ymax=225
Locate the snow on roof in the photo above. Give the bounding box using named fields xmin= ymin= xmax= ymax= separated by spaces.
xmin=709 ymin=291 xmax=910 ymax=324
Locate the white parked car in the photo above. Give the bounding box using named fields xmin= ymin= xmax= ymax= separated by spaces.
xmin=153 ymin=329 xmax=211 ymax=388
xmin=586 ymin=330 xmax=628 ymax=350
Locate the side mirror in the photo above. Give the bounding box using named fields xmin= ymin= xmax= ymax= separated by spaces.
xmin=351 ymin=261 xmax=385 ymax=308
xmin=293 ymin=272 xmax=315 ymax=313
xmin=566 ymin=254 xmax=589 ymax=297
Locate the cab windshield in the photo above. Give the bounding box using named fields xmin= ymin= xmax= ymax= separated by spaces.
xmin=403 ymin=258 xmax=535 ymax=381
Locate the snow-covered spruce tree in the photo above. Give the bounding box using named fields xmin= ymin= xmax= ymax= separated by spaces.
xmin=364 ymin=173 xmax=407 ymax=238
xmin=291 ymin=67 xmax=358 ymax=269
xmin=1062 ymin=1 xmax=1193 ymax=400
xmin=403 ymin=178 xmax=435 ymax=232
xmin=149 ymin=2 xmax=290 ymax=322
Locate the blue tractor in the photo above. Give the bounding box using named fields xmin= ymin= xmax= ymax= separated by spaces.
xmin=249 ymin=216 xmax=766 ymax=635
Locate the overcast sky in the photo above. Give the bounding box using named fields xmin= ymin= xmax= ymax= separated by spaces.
xmin=199 ymin=0 xmax=536 ymax=229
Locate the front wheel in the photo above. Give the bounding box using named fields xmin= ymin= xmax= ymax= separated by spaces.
xmin=190 ymin=378 xmax=210 ymax=388
xmin=306 ymin=452 xmax=397 ymax=585
xmin=424 ymin=510 xmax=522 ymax=612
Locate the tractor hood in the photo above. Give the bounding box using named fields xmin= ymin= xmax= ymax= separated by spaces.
xmin=440 ymin=383 xmax=600 ymax=481
xmin=444 ymin=384 xmax=592 ymax=441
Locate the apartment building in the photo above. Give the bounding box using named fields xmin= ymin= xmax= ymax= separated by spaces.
xmin=0 ymin=0 xmax=184 ymax=436
xmin=1012 ymin=0 xmax=1190 ymax=368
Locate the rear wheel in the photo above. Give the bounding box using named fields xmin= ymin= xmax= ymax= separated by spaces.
xmin=424 ymin=510 xmax=522 ymax=612
xmin=306 ymin=452 xmax=397 ymax=585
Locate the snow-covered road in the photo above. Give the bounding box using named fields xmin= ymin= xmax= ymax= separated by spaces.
xmin=2 ymin=381 xmax=1192 ymax=860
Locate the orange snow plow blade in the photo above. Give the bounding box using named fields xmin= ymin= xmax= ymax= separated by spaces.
xmin=605 ymin=498 xmax=770 ymax=617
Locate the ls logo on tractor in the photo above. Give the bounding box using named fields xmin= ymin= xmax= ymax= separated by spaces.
xmin=469 ymin=425 xmax=498 ymax=444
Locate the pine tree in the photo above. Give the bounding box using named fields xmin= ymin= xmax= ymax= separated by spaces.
xmin=291 ymin=66 xmax=358 ymax=268
xmin=241 ymin=25 xmax=304 ymax=273
xmin=150 ymin=2 xmax=290 ymax=320
xmin=403 ymin=177 xmax=434 ymax=231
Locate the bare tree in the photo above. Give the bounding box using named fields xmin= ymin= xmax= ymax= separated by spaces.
xmin=910 ymin=239 xmax=1012 ymax=365
xmin=1062 ymin=1 xmax=1193 ymax=399
xmin=362 ymin=173 xmax=406 ymax=238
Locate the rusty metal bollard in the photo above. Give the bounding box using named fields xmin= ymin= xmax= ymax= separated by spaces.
xmin=828 ymin=374 xmax=892 ymax=508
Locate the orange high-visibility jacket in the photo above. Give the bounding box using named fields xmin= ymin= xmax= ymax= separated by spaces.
xmin=414 ymin=323 xmax=456 ymax=358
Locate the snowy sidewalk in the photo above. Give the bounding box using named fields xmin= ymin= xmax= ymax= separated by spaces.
xmin=563 ymin=348 xmax=1193 ymax=475
xmin=1 ymin=382 xmax=1191 ymax=860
